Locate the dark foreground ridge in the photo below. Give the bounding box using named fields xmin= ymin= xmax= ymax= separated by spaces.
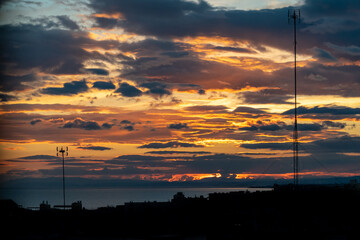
xmin=2 ymin=182 xmax=360 ymax=240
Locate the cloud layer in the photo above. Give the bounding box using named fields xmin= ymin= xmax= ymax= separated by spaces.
xmin=0 ymin=0 xmax=359 ymax=184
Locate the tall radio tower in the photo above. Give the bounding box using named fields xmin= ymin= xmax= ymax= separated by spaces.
xmin=289 ymin=9 xmax=300 ymax=186
xmin=57 ymin=146 xmax=68 ymax=210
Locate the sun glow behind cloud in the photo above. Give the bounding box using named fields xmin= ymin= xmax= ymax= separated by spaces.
xmin=178 ymin=34 xmax=314 ymax=70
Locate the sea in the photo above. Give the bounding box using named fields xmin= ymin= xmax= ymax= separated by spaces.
xmin=0 ymin=187 xmax=272 ymax=209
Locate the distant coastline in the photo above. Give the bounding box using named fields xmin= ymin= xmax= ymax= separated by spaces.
xmin=2 ymin=183 xmax=360 ymax=239
xmin=1 ymin=186 xmax=272 ymax=209
xmin=2 ymin=176 xmax=359 ymax=209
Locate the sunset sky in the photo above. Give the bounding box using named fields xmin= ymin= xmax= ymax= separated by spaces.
xmin=0 ymin=0 xmax=359 ymax=185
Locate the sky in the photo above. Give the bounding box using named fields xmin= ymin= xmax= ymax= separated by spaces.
xmin=0 ymin=0 xmax=360 ymax=186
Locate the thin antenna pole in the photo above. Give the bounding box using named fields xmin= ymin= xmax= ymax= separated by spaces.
xmin=62 ymin=149 xmax=66 ymax=210
xmin=289 ymin=9 xmax=300 ymax=187
xmin=57 ymin=146 xmax=68 ymax=210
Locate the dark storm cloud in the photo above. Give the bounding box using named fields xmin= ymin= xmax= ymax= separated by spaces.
xmin=92 ymin=81 xmax=115 ymax=90
xmin=120 ymin=120 xmax=132 ymax=124
xmin=89 ymin=0 xmax=285 ymax=48
xmin=161 ymin=51 xmax=189 ymax=58
xmin=168 ymin=123 xmax=188 ymax=130
xmin=120 ymin=57 xmax=158 ymax=73
xmin=184 ymin=105 xmax=229 ymax=113
xmin=283 ymin=123 xmax=324 ymax=132
xmin=283 ymin=105 xmax=360 ymax=115
xmin=232 ymin=106 xmax=267 ymax=114
xmin=107 ymin=155 xmax=172 ymax=168
xmin=19 ymin=155 xmax=58 ymax=160
xmin=119 ymin=119 xmax=137 ymax=131
xmin=93 ymin=17 xmax=119 ymax=29
xmin=295 ymin=123 xmax=324 ymax=131
xmin=88 ymin=0 xmax=360 ymax=60
xmin=112 ymin=154 xmax=167 ymax=161
xmin=138 ymin=141 xmax=204 ymax=149
xmin=212 ymin=46 xmax=255 ymax=53
xmin=77 ymin=146 xmax=112 ymax=151
xmin=119 ymin=38 xmax=187 ymax=56
xmin=0 ymin=0 xmax=42 ymax=8
xmin=295 ymin=65 xmax=360 ymax=97
xmin=8 ymin=151 xmax=360 ymax=180
xmin=0 ymin=93 xmax=17 ymax=102
xmin=62 ymin=118 xmax=102 ymax=130
xmin=89 ymin=0 xmax=285 ymax=47
xmin=109 ymin=152 xmax=296 ymax=176
xmin=238 ymin=126 xmax=259 ymax=131
xmin=301 ymin=0 xmax=360 ymax=34
xmin=240 ymin=142 xmax=292 ymax=150
xmin=101 ymin=123 xmax=114 ymax=129
xmin=89 ymin=0 xmax=211 ymax=23
xmin=56 ymin=15 xmax=80 ymax=30
xmin=85 ymin=68 xmax=109 ymax=76
xmin=0 ymin=73 xmax=37 ymax=92
xmin=0 ymin=24 xmax=86 ymax=74
xmin=259 ymin=124 xmax=282 ymax=131
xmin=0 ymin=103 xmax=114 ymax=113
xmin=312 ymin=47 xmax=337 ymax=62
xmin=41 ymin=80 xmax=89 ymax=95
xmin=7 ymin=156 xmax=104 ymax=168
xmin=118 ymin=57 xmax=241 ymax=91
xmin=307 ymin=136 xmax=360 ymax=153
xmin=240 ymin=123 xmax=283 ymax=131
xmin=9 ymin=1 xmax=358 ymax=103
xmin=0 ymin=0 xmax=11 ymax=7
xmin=119 ymin=45 xmax=360 ymax=97
xmin=186 ymin=153 xmax=283 ymax=174
xmin=327 ymin=43 xmax=360 ymax=56
xmin=198 ymin=89 xmax=206 ymax=95
xmin=123 ymin=125 xmax=134 ymax=131
xmin=239 ymin=122 xmax=336 ymax=132
xmin=302 ymin=0 xmax=360 ymax=17
xmin=322 ymin=120 xmax=346 ymax=129
xmin=30 ymin=119 xmax=42 ymax=125
xmin=241 ymin=136 xmax=360 ymax=154
xmin=140 ymin=81 xmax=171 ymax=97
xmin=145 ymin=150 xmax=211 ymax=155
xmin=0 ymin=24 xmax=116 ymax=76
xmin=114 ymin=82 xmax=142 ymax=97
xmin=239 ymin=89 xmax=293 ymax=105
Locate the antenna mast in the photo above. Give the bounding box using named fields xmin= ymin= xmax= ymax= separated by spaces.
xmin=289 ymin=9 xmax=300 ymax=186
xmin=57 ymin=146 xmax=68 ymax=210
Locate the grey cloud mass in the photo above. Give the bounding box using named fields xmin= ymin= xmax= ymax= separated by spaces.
xmin=77 ymin=146 xmax=112 ymax=151
xmin=92 ymin=81 xmax=116 ymax=90
xmin=115 ymin=82 xmax=143 ymax=97
xmin=283 ymin=105 xmax=360 ymax=115
xmin=62 ymin=118 xmax=102 ymax=130
xmin=42 ymin=80 xmax=89 ymax=95
xmin=138 ymin=141 xmax=204 ymax=149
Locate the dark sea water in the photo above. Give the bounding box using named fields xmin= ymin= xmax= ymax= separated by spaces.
xmin=0 ymin=187 xmax=272 ymax=209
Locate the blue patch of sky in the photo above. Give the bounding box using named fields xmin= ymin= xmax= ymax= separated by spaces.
xmin=0 ymin=0 xmax=93 ymax=27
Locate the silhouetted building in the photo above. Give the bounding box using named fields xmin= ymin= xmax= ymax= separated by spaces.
xmin=172 ymin=191 xmax=186 ymax=202
xmin=0 ymin=199 xmax=19 ymax=212
xmin=3 ymin=184 xmax=360 ymax=239
xmin=40 ymin=201 xmax=51 ymax=211
xmin=348 ymin=179 xmax=359 ymax=190
xmin=71 ymin=201 xmax=82 ymax=211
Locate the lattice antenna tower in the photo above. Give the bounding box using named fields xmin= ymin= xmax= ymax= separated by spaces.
xmin=57 ymin=146 xmax=68 ymax=210
xmin=288 ymin=9 xmax=300 ymax=186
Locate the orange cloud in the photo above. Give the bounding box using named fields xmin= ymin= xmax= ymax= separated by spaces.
xmin=92 ymin=13 xmax=125 ymax=20
xmin=169 ymin=173 xmax=222 ymax=182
